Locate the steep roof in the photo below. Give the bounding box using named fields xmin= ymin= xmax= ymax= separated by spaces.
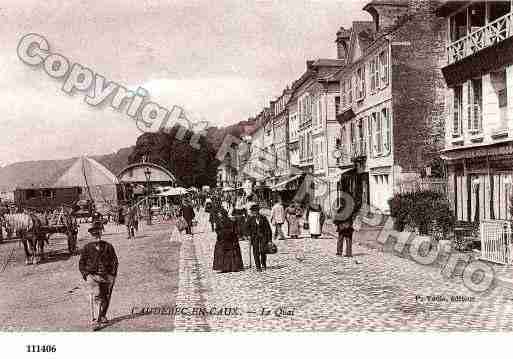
xmin=54 ymin=157 xmax=119 ymax=187
xmin=348 ymin=21 xmax=376 ymax=62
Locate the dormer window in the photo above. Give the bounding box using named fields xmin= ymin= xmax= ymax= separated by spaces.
xmin=355 ymin=66 xmax=366 ymax=101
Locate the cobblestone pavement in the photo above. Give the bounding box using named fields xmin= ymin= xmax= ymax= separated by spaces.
xmin=3 ymin=211 xmax=513 ymax=331
xmin=172 ymin=210 xmax=513 ymax=331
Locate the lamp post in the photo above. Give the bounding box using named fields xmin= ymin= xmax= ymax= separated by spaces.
xmin=144 ymin=166 xmax=152 ymax=225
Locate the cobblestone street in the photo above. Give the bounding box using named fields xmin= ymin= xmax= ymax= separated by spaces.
xmin=3 ymin=210 xmax=513 ymax=331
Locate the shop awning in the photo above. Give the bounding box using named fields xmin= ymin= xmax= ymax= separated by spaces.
xmin=271 ymin=174 xmax=303 ymax=191
xmin=336 ymin=108 xmax=356 ymax=125
xmin=441 ymin=141 xmax=513 ymax=161
xmin=326 ymin=167 xmax=355 ymax=182
xmin=158 ymin=187 xmax=187 ymax=196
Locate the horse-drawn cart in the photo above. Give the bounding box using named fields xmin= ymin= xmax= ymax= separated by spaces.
xmin=1 ymin=206 xmax=79 ymax=265
xmin=40 ymin=208 xmax=79 ymax=254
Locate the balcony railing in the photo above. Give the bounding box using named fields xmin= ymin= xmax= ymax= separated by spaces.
xmin=350 ymin=140 xmax=367 ymax=159
xmin=448 ymin=12 xmax=513 ymax=64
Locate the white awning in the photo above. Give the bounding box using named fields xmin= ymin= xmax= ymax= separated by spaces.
xmin=271 ymin=174 xmax=302 ymax=191
xmin=158 ymin=187 xmax=187 ymax=196
xmin=326 ymin=167 xmax=354 ymax=182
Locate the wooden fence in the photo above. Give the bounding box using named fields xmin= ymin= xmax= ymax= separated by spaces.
xmin=398 ymin=178 xmax=447 ymax=195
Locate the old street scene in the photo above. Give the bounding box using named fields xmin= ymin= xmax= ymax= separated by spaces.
xmin=2 ymin=0 xmax=513 ymax=332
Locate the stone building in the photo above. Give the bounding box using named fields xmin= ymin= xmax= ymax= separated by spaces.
xmin=335 ymin=0 xmax=448 ymax=214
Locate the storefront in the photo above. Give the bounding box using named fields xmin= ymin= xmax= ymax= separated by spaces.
xmin=366 ymin=165 xmax=393 ymax=214
xmin=443 ymin=143 xmax=513 ymax=222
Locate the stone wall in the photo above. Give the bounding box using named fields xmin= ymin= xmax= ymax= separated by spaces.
xmin=391 ymin=0 xmax=448 ymax=182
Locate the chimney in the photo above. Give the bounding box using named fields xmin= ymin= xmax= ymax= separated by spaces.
xmin=335 ymin=27 xmax=351 ymax=61
xmin=363 ymin=0 xmax=410 ymax=34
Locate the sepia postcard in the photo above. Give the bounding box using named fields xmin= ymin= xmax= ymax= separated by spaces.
xmin=2 ymin=0 xmax=513 ymax=356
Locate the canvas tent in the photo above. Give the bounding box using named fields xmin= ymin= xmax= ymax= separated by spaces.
xmin=53 ymin=156 xmax=119 ymax=214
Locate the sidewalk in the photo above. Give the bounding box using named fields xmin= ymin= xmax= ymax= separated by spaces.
xmin=259 ymin=208 xmax=513 ymax=290
xmin=174 ymin=211 xmax=513 ymax=331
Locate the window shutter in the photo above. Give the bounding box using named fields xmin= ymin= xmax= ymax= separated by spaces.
xmin=341 ymin=82 xmax=346 ymax=108
xmin=362 ymin=66 xmax=366 ymax=98
xmin=367 ymin=116 xmax=373 ymax=157
xmin=382 ymin=108 xmax=390 ymax=153
xmin=381 ymin=50 xmax=389 ymax=85
xmin=378 ymin=111 xmax=383 ymax=154
xmin=374 ymin=59 xmax=378 ymax=91
xmin=317 ymin=98 xmax=320 ymax=126
xmin=370 ymin=61 xmax=375 ymax=92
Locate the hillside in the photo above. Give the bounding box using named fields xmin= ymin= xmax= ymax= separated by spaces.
xmin=0 ymin=119 xmax=257 ymax=192
xmin=0 ymin=147 xmax=133 ymax=192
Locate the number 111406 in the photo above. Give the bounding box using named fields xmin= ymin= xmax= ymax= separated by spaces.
xmin=26 ymin=345 xmax=56 ymax=353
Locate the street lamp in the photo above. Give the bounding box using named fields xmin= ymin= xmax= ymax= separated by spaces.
xmin=144 ymin=166 xmax=152 ymax=225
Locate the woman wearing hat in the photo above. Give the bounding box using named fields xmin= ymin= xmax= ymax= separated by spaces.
xmin=213 ymin=210 xmax=244 ymax=273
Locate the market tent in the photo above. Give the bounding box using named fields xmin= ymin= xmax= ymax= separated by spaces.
xmin=53 ymin=156 xmax=119 ymax=214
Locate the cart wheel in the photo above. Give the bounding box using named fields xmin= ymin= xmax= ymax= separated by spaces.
xmin=67 ymin=233 xmax=77 ymax=254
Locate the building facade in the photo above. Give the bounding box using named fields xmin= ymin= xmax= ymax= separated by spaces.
xmin=272 ymin=88 xmax=292 ymax=180
xmin=438 ymin=0 xmax=513 ymax=222
xmin=336 ymin=0 xmax=448 ymax=214
xmin=288 ymin=59 xmax=345 ymax=213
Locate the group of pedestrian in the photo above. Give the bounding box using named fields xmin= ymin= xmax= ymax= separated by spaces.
xmin=207 ymin=195 xmax=273 ymax=273
xmin=76 ymin=188 xmax=358 ymax=330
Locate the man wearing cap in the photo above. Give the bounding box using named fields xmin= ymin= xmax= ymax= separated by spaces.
xmin=333 ymin=197 xmax=357 ymax=257
xmin=245 ymin=203 xmax=272 ymax=271
xmin=80 ymin=223 xmax=118 ymax=329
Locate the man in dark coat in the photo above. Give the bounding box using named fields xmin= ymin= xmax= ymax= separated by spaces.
xmin=245 ymin=204 xmax=272 ymax=272
xmin=181 ymin=200 xmax=195 ymax=235
xmin=80 ymin=224 xmax=118 ymax=329
xmin=333 ymin=198 xmax=357 ymax=257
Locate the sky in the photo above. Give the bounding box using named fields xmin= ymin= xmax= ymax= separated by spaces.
xmin=0 ymin=0 xmax=370 ymax=166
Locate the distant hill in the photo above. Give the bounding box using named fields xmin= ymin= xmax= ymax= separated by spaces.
xmin=0 ymin=147 xmax=133 ymax=192
xmin=0 ymin=119 xmax=257 ymax=192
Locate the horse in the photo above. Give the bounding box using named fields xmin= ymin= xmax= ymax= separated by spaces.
xmin=1 ymin=212 xmax=47 ymax=265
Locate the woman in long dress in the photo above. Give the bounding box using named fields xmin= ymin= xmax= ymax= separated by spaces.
xmin=306 ymin=203 xmax=324 ymax=239
xmin=286 ymin=202 xmax=301 ymax=238
xmin=212 ymin=203 xmax=226 ymax=271
xmin=212 ymin=209 xmax=244 ymax=272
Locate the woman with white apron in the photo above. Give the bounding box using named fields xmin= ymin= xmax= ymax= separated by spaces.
xmin=306 ymin=203 xmax=323 ymax=239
